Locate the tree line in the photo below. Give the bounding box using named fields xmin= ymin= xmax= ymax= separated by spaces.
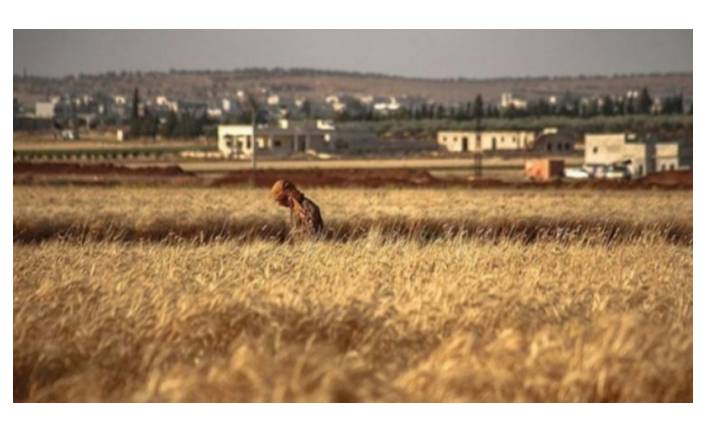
xmin=333 ymin=88 xmax=689 ymax=122
xmin=129 ymin=88 xmax=214 ymax=139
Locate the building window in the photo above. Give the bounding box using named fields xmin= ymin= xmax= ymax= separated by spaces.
xmin=547 ymin=143 xmax=552 ymax=152
xmin=274 ymin=140 xmax=282 ymax=148
xmin=592 ymin=147 xmax=598 ymax=154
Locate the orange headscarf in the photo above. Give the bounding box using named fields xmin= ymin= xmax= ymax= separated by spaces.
xmin=271 ymin=180 xmax=310 ymax=223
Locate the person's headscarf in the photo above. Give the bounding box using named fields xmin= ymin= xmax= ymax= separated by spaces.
xmin=271 ymin=179 xmax=322 ymax=235
xmin=271 ymin=179 xmax=304 ymax=207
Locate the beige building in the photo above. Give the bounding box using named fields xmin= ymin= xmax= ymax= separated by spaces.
xmin=584 ymin=133 xmax=687 ymax=177
xmin=217 ymin=119 xmax=376 ymax=158
xmin=655 ymin=142 xmax=681 ymax=172
xmin=35 ymin=101 xmax=56 ymax=119
xmin=500 ymin=92 xmax=528 ymax=110
xmin=438 ymin=130 xmax=537 ymax=152
xmin=529 ymin=128 xmax=577 ymax=154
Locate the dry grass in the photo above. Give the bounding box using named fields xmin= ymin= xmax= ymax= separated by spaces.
xmin=13 ymin=186 xmax=692 ymax=402
xmin=14 ymin=186 xmax=693 ymax=223
xmin=13 ymin=187 xmax=692 ymax=245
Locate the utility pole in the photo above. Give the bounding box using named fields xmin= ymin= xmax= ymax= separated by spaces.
xmin=244 ymin=92 xmax=259 ymax=186
xmin=245 ymin=92 xmax=258 ymax=171
xmin=473 ymin=116 xmax=483 ymax=178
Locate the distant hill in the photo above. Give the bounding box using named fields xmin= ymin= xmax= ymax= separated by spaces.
xmin=13 ymin=68 xmax=692 ymax=106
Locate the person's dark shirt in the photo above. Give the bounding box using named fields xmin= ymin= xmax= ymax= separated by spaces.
xmin=290 ymin=195 xmax=324 ymax=236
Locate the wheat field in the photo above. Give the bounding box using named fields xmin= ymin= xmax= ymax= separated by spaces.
xmin=13 ymin=186 xmax=692 ymax=402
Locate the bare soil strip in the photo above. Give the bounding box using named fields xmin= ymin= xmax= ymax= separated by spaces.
xmin=13 ymin=162 xmax=692 ymax=189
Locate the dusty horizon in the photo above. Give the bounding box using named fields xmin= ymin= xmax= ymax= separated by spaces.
xmin=14 ymin=29 xmax=693 ymax=79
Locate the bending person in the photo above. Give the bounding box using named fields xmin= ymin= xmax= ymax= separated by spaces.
xmin=271 ymin=179 xmax=324 ymax=237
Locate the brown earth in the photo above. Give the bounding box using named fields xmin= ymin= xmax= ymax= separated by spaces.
xmin=13 ymin=161 xmax=190 ymax=177
xmin=637 ymin=169 xmax=693 ymax=187
xmin=12 ymin=162 xmax=692 ymax=190
xmin=210 ymin=168 xmax=464 ymax=188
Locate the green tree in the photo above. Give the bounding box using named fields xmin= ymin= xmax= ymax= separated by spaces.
xmin=464 ymin=101 xmax=473 ymax=119
xmin=663 ymin=94 xmax=684 ymax=114
xmin=193 ymin=113 xmax=209 ymax=137
xmin=301 ymin=100 xmax=312 ymax=118
xmin=601 ymin=95 xmax=615 ymax=116
xmin=637 ymin=87 xmax=653 ymax=114
xmin=473 ymin=94 xmax=484 ymax=119
xmin=139 ymin=108 xmax=158 ymax=140
xmin=163 ymin=111 xmax=178 ymax=138
xmin=130 ymin=87 xmax=141 ymax=138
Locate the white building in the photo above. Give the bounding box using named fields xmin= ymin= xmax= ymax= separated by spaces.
xmin=437 ymin=130 xmax=537 ymax=152
xmin=35 ymin=101 xmax=57 ymax=119
xmin=373 ymin=97 xmax=402 ymax=113
xmin=267 ymin=94 xmax=281 ymax=106
xmin=155 ymin=96 xmax=179 ymax=112
xmin=218 ymin=120 xmax=377 ymax=158
xmin=207 ymin=108 xmax=223 ymax=119
xmin=325 ymin=94 xmax=359 ymax=113
xmin=500 ymin=92 xmax=528 ymax=110
xmin=584 ymin=133 xmax=689 ymax=178
xmin=357 ymin=95 xmax=377 ymax=105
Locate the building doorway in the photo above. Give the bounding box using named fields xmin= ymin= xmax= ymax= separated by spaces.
xmin=461 ymin=137 xmax=468 ymax=152
xmin=295 ymin=135 xmax=306 ymax=152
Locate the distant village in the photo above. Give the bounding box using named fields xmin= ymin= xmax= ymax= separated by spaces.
xmin=13 ymin=84 xmax=692 ymax=181
xmin=13 ymin=82 xmax=690 ymax=135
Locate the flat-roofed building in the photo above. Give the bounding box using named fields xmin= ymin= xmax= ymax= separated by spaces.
xmin=217 ymin=119 xmax=376 ymax=158
xmin=655 ymin=142 xmax=681 ymax=172
xmin=528 ymin=128 xmax=577 ymax=154
xmin=585 ymin=133 xmax=652 ymax=177
xmin=35 ymin=101 xmax=57 ymax=119
xmin=584 ymin=133 xmax=690 ymax=178
xmin=437 ymin=130 xmax=537 ymax=152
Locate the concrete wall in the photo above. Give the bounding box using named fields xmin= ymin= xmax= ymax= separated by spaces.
xmin=438 ymin=131 xmax=476 ymax=152
xmin=329 ymin=130 xmax=378 ymax=152
xmin=35 ymin=102 xmax=56 ymax=119
xmin=584 ymin=134 xmax=630 ymax=166
xmin=438 ymin=130 xmax=536 ymax=152
xmin=655 ymin=143 xmax=680 ymax=171
xmin=218 ymin=125 xmax=255 ymax=157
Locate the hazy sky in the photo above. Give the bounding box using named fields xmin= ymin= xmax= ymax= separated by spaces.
xmin=14 ymin=29 xmax=692 ymax=79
